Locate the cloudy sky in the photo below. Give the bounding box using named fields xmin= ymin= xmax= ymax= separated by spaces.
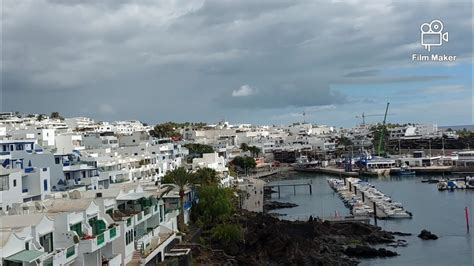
xmin=2 ymin=0 xmax=473 ymax=127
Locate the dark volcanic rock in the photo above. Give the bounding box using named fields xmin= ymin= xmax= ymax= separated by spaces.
xmin=390 ymin=231 xmax=412 ymax=236
xmin=264 ymin=201 xmax=298 ymax=211
xmin=345 ymin=245 xmax=399 ymax=258
xmin=418 ymin=229 xmax=438 ymax=240
xmin=200 ymin=210 xmax=401 ymax=265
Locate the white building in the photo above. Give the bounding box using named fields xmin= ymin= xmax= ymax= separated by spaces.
xmin=0 ymin=168 xmax=23 ymax=211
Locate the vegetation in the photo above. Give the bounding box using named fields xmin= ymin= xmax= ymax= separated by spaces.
xmin=239 ymin=143 xmax=262 ymax=158
xmin=162 ymin=167 xmax=195 ymax=230
xmin=162 ymin=166 xmax=241 ymax=248
xmin=231 ymin=156 xmax=256 ymax=172
xmin=458 ymin=128 xmax=474 ymax=138
xmin=193 ymin=167 xmax=219 ymax=186
xmin=50 ymin=111 xmax=64 ymax=120
xmin=192 ymin=185 xmax=235 ymax=224
xmin=150 ymin=122 xmax=182 ymax=139
xmin=150 ymin=121 xmax=208 ymax=139
xmin=184 ymin=143 xmax=214 ymax=156
xmin=37 ymin=114 xmax=45 ymax=121
xmin=240 ymin=143 xmax=249 ymax=151
xmin=211 ymin=224 xmax=243 ymax=245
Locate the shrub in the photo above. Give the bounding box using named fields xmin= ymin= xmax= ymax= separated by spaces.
xmin=211 ymin=224 xmax=243 ymax=245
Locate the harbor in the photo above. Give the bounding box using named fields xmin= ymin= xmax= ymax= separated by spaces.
xmin=327 ymin=177 xmax=412 ymax=219
xmin=267 ymin=172 xmax=473 ymax=266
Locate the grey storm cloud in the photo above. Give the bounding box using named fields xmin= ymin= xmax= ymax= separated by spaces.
xmin=1 ymin=0 xmax=472 ymax=123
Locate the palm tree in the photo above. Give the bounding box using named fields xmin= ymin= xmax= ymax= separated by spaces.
xmin=194 ymin=167 xmax=219 ymax=186
xmin=249 ymin=146 xmax=261 ymax=158
xmin=162 ymin=167 xmax=194 ymax=231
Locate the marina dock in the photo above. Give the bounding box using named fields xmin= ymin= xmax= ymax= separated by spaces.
xmin=328 ymin=178 xmax=412 ymax=219
xmin=294 ymin=165 xmax=472 ymax=177
xmin=294 ymin=166 xmax=359 ymax=177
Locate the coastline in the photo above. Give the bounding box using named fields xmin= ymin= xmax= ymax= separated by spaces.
xmin=190 ymin=210 xmax=403 ymax=265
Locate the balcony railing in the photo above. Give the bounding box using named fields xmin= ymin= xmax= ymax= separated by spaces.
xmin=109 ymin=227 xmax=117 ymax=239
xmin=66 ymin=246 xmax=76 ymax=258
xmin=96 ymin=233 xmax=105 ymax=246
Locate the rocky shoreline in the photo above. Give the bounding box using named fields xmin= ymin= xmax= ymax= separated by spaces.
xmin=191 ymin=210 xmax=404 ymax=265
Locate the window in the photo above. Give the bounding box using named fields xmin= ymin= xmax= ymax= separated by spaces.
xmin=55 ymin=157 xmax=60 ymax=164
xmin=13 ymin=179 xmax=16 ymax=187
xmin=125 ymin=230 xmax=134 ymax=245
xmin=43 ymin=180 xmax=48 ymax=191
xmin=0 ymin=175 xmax=9 ymax=191
xmin=39 ymin=232 xmax=54 ymax=253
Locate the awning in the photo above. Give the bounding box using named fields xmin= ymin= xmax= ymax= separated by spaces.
xmin=6 ymin=249 xmax=46 ymax=263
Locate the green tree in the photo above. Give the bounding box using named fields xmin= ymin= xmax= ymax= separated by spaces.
xmin=50 ymin=111 xmax=64 ymax=120
xmin=184 ymin=143 xmax=214 ymax=156
xmin=248 ymin=146 xmax=261 ymax=158
xmin=194 ymin=167 xmax=219 ymax=186
xmin=231 ymin=156 xmax=256 ymax=172
xmin=193 ymin=185 xmax=234 ymax=224
xmin=240 ymin=143 xmax=249 ymax=151
xmin=150 ymin=122 xmax=181 ymax=138
xmin=162 ymin=167 xmax=195 ymax=230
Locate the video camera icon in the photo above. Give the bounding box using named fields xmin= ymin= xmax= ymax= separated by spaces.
xmin=420 ymin=20 xmax=448 ymax=51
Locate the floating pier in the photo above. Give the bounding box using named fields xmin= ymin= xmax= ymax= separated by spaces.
xmin=328 ymin=178 xmax=412 ymax=219
xmin=265 ymin=181 xmax=313 ymax=198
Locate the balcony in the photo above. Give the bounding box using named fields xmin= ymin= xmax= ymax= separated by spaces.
xmin=133 ymin=227 xmax=177 ymax=265
xmin=49 ymin=244 xmax=78 ymax=265
xmin=78 ymin=225 xmax=120 ymax=253
xmin=66 ymin=245 xmax=77 ymax=261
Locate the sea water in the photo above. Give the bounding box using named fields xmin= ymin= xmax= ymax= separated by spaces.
xmin=268 ymin=173 xmax=473 ymax=266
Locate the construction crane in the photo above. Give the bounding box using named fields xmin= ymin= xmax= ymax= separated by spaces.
xmin=377 ymin=102 xmax=390 ymax=156
xmin=356 ymin=113 xmax=387 ymax=126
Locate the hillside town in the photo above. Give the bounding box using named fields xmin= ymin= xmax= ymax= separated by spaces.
xmin=0 ymin=111 xmax=473 ymax=265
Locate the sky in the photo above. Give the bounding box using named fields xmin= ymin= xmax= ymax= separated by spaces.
xmin=1 ymin=0 xmax=473 ymax=127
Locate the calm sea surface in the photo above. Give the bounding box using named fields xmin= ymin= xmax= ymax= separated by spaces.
xmin=268 ymin=173 xmax=473 ymax=266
